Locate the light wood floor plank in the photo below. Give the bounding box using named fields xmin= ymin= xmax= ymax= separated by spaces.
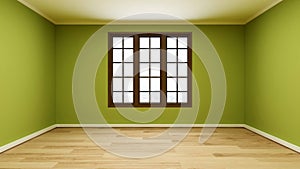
xmin=0 ymin=128 xmax=299 ymax=169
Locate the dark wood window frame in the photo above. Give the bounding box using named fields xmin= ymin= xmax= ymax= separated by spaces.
xmin=108 ymin=32 xmax=192 ymax=107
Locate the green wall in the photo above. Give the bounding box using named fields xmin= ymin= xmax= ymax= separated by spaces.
xmin=56 ymin=26 xmax=99 ymax=124
xmin=55 ymin=25 xmax=244 ymax=124
xmin=0 ymin=0 xmax=56 ymax=146
xmin=245 ymin=0 xmax=300 ymax=146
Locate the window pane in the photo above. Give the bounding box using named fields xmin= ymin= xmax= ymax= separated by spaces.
xmin=178 ymin=92 xmax=188 ymax=103
xmin=151 ymin=92 xmax=160 ymax=103
xmin=178 ymin=49 xmax=187 ymax=62
xmin=178 ymin=63 xmax=188 ymax=76
xmin=124 ymin=37 xmax=133 ymax=48
xmin=140 ymin=78 xmax=149 ymax=91
xmin=124 ymin=49 xmax=133 ymax=62
xmin=113 ymin=92 xmax=123 ymax=103
xmin=140 ymin=49 xmax=149 ymax=62
xmin=140 ymin=63 xmax=149 ymax=77
xmin=151 ymin=49 xmax=160 ymax=62
xmin=150 ymin=63 xmax=160 ymax=77
xmin=167 ymin=37 xmax=177 ymax=48
xmin=178 ymin=37 xmax=188 ymax=48
xmin=167 ymin=92 xmax=177 ymax=103
xmin=140 ymin=92 xmax=149 ymax=103
xmin=178 ymin=78 xmax=187 ymax=91
xmin=151 ymin=37 xmax=160 ymax=48
xmin=113 ymin=63 xmax=122 ymax=76
xmin=113 ymin=37 xmax=122 ymax=48
xmin=124 ymin=92 xmax=133 ymax=103
xmin=124 ymin=78 xmax=133 ymax=91
xmin=140 ymin=37 xmax=149 ymax=48
xmin=113 ymin=78 xmax=123 ymax=91
xmin=167 ymin=78 xmax=177 ymax=91
xmin=167 ymin=63 xmax=177 ymax=77
xmin=151 ymin=78 xmax=160 ymax=91
xmin=167 ymin=49 xmax=177 ymax=62
xmin=113 ymin=49 xmax=122 ymax=62
xmin=124 ymin=63 xmax=133 ymax=76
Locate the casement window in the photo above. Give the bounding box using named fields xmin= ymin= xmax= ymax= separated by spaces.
xmin=108 ymin=32 xmax=192 ymax=107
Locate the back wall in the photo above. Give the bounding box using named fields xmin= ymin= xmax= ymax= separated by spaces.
xmin=55 ymin=25 xmax=244 ymax=124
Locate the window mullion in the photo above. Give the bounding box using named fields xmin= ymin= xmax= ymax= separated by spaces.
xmin=161 ymin=35 xmax=167 ymax=106
xmin=176 ymin=37 xmax=179 ymax=103
xmin=122 ymin=37 xmax=125 ymax=103
xmin=149 ymin=38 xmax=151 ymax=103
xmin=134 ymin=35 xmax=139 ymax=106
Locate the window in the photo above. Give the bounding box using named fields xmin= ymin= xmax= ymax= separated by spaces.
xmin=108 ymin=33 xmax=192 ymax=107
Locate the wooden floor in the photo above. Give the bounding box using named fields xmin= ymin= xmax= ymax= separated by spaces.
xmin=0 ymin=127 xmax=299 ymax=169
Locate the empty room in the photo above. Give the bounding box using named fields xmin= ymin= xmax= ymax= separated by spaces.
xmin=0 ymin=0 xmax=299 ymax=168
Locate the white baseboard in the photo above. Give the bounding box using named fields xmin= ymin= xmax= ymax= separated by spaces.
xmin=56 ymin=123 xmax=244 ymax=128
xmin=1 ymin=124 xmax=299 ymax=154
xmin=244 ymin=124 xmax=300 ymax=153
xmin=0 ymin=125 xmax=56 ymax=153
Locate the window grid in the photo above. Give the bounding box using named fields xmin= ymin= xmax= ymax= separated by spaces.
xmin=111 ymin=36 xmax=134 ymax=104
xmin=166 ymin=36 xmax=189 ymax=104
xmin=138 ymin=36 xmax=162 ymax=104
xmin=108 ymin=33 xmax=192 ymax=107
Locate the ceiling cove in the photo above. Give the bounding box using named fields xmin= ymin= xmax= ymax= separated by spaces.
xmin=18 ymin=0 xmax=283 ymax=25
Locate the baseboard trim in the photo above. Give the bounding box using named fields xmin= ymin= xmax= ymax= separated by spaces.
xmin=56 ymin=123 xmax=244 ymax=128
xmin=244 ymin=124 xmax=300 ymax=153
xmin=1 ymin=124 xmax=299 ymax=154
xmin=0 ymin=124 xmax=56 ymax=153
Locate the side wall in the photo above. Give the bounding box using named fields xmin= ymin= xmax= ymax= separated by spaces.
xmin=245 ymin=0 xmax=300 ymax=146
xmin=55 ymin=25 xmax=244 ymax=124
xmin=0 ymin=0 xmax=56 ymax=146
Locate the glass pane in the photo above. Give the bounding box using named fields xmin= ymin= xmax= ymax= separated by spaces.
xmin=167 ymin=37 xmax=177 ymax=48
xmin=140 ymin=37 xmax=149 ymax=48
xmin=178 ymin=37 xmax=188 ymax=48
xmin=124 ymin=37 xmax=133 ymax=48
xmin=151 ymin=92 xmax=160 ymax=103
xmin=139 ymin=63 xmax=149 ymax=77
xmin=178 ymin=49 xmax=187 ymax=62
xmin=178 ymin=92 xmax=188 ymax=103
xmin=151 ymin=37 xmax=160 ymax=48
xmin=113 ymin=78 xmax=122 ymax=91
xmin=167 ymin=92 xmax=177 ymax=103
xmin=167 ymin=49 xmax=177 ymax=62
xmin=124 ymin=78 xmax=133 ymax=91
xmin=150 ymin=78 xmax=160 ymax=91
xmin=124 ymin=92 xmax=133 ymax=103
xmin=167 ymin=78 xmax=177 ymax=91
xmin=178 ymin=78 xmax=188 ymax=91
xmin=178 ymin=63 xmax=188 ymax=76
xmin=140 ymin=92 xmax=149 ymax=103
xmin=124 ymin=49 xmax=133 ymax=62
xmin=113 ymin=63 xmax=122 ymax=76
xmin=124 ymin=63 xmax=133 ymax=76
xmin=140 ymin=49 xmax=149 ymax=62
xmin=113 ymin=49 xmax=122 ymax=62
xmin=113 ymin=37 xmax=122 ymax=48
xmin=167 ymin=63 xmax=177 ymax=77
xmin=151 ymin=49 xmax=160 ymax=62
xmin=150 ymin=63 xmax=160 ymax=77
xmin=113 ymin=92 xmax=123 ymax=103
xmin=140 ymin=78 xmax=149 ymax=91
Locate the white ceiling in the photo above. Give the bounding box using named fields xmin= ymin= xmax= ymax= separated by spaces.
xmin=18 ymin=0 xmax=283 ymax=25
